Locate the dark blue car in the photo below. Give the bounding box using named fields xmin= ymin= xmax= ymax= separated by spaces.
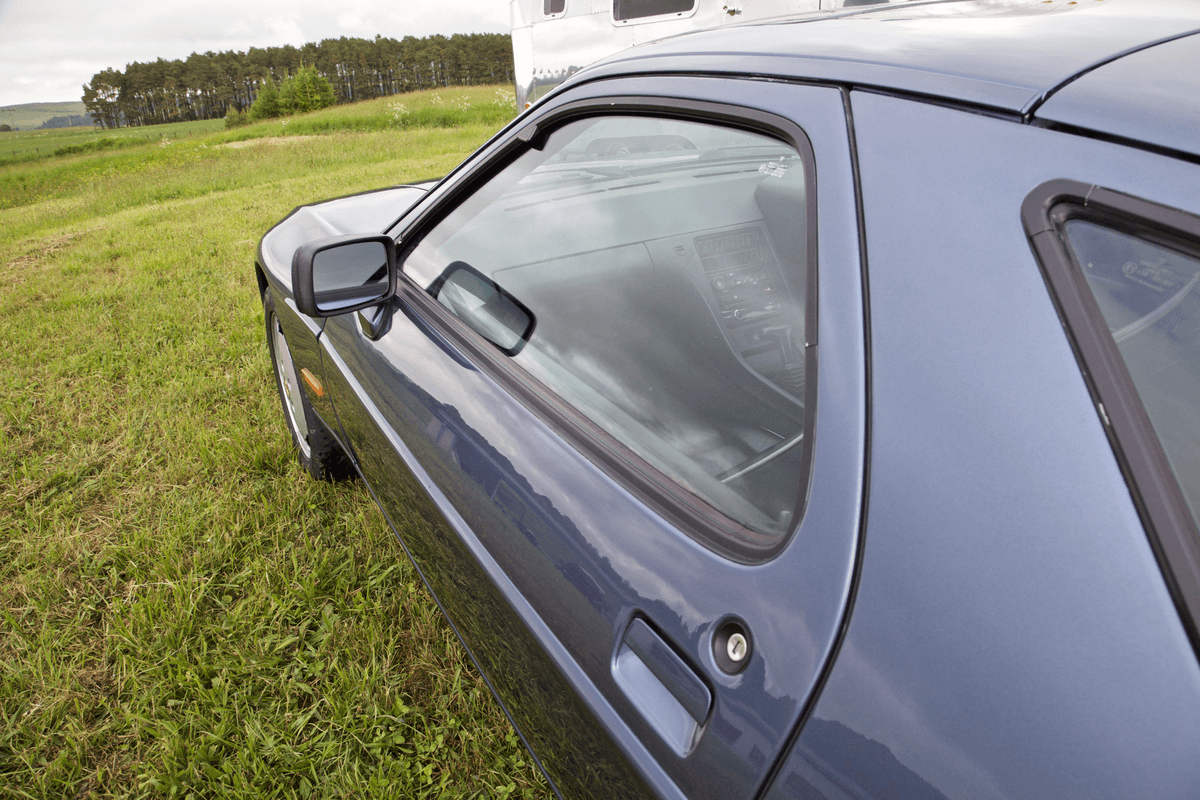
xmin=255 ymin=1 xmax=1200 ymax=797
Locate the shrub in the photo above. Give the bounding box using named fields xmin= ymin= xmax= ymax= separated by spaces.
xmin=281 ymin=67 xmax=336 ymax=115
xmin=54 ymin=137 xmax=123 ymax=156
xmin=224 ymin=106 xmax=250 ymax=129
xmin=250 ymin=77 xmax=282 ymax=121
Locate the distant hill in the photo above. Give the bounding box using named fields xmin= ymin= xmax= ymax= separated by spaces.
xmin=0 ymin=102 xmax=91 ymax=131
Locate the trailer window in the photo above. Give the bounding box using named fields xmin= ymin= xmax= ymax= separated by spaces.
xmin=614 ymin=0 xmax=695 ymax=21
xmin=544 ymin=0 xmax=565 ymax=15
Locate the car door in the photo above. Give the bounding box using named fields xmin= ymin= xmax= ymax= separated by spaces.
xmin=319 ymin=76 xmax=867 ymax=800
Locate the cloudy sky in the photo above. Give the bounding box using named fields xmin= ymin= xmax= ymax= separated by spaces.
xmin=0 ymin=0 xmax=511 ymax=107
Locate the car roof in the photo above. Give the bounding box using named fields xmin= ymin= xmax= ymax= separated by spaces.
xmin=1036 ymin=31 xmax=1200 ymax=159
xmin=568 ymin=0 xmax=1200 ymax=123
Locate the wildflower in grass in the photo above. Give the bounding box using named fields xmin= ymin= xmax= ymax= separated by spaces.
xmin=388 ymin=101 xmax=410 ymax=128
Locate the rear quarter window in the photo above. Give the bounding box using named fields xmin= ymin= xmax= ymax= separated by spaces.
xmin=1064 ymin=220 xmax=1200 ymax=522
xmin=1023 ymin=179 xmax=1200 ymax=648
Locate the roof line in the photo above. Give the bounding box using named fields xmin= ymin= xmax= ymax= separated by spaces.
xmin=1021 ymin=27 xmax=1200 ymax=121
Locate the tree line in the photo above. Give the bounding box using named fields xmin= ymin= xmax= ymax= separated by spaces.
xmin=39 ymin=114 xmax=95 ymax=130
xmin=83 ymin=33 xmax=514 ymax=129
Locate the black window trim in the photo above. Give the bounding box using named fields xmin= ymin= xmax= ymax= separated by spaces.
xmin=1022 ymin=179 xmax=1200 ymax=657
xmin=391 ymin=94 xmax=820 ymax=564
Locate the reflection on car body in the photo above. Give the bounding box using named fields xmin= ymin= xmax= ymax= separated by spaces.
xmin=254 ymin=2 xmax=1200 ymax=798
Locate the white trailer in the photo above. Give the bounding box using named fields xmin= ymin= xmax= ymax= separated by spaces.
xmin=510 ymin=0 xmax=912 ymax=107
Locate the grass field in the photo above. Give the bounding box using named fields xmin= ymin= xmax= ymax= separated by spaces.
xmin=0 ymin=87 xmax=553 ymax=798
xmin=0 ymin=120 xmax=225 ymax=164
xmin=0 ymin=86 xmax=517 ymax=168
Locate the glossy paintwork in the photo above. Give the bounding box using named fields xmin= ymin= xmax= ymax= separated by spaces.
xmin=318 ymin=76 xmax=868 ymax=800
xmin=1035 ymin=32 xmax=1200 ymax=158
xmin=256 ymin=186 xmax=429 ymax=422
xmin=318 ymin=311 xmax=661 ymax=799
xmin=276 ymin=300 xmax=332 ymax=426
xmin=569 ymin=0 xmax=1200 ymax=114
xmin=258 ymin=185 xmax=427 ymax=284
xmin=765 ymin=92 xmax=1200 ymax=800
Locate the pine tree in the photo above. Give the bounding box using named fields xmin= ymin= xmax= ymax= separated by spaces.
xmin=281 ymin=66 xmax=336 ymax=114
xmin=249 ymin=77 xmax=282 ymax=120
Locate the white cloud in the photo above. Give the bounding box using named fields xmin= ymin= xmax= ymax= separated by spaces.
xmin=268 ymin=17 xmax=310 ymax=48
xmin=335 ymin=13 xmax=377 ymax=33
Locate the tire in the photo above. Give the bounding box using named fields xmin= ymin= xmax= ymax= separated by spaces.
xmin=264 ymin=291 xmax=355 ymax=482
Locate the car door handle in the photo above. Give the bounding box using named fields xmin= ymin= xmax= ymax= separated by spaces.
xmin=614 ymin=618 xmax=711 ymax=756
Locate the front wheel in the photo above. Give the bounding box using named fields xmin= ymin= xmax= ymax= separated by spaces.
xmin=264 ymin=291 xmax=355 ymax=482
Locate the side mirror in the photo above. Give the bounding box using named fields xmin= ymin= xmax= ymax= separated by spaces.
xmin=432 ymin=262 xmax=534 ymax=355
xmin=292 ymin=234 xmax=397 ymax=317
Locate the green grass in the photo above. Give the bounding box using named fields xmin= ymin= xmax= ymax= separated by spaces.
xmin=0 ymin=84 xmax=515 ymax=168
xmin=0 ymin=88 xmax=548 ymax=799
xmin=0 ymin=120 xmax=225 ymax=166
xmin=220 ymin=85 xmax=517 ymax=141
xmin=0 ymin=88 xmax=518 ymax=212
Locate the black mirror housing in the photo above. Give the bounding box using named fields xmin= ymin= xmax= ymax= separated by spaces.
xmin=292 ymin=234 xmax=397 ymax=317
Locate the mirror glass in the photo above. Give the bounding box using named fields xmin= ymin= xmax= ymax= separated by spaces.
xmin=436 ymin=265 xmax=532 ymax=353
xmin=312 ymin=241 xmax=390 ymax=314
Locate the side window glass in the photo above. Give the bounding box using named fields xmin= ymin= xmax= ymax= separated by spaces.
xmin=404 ymin=114 xmax=813 ymax=549
xmin=1062 ymin=220 xmax=1200 ymax=528
xmin=544 ymin=0 xmax=565 ymax=15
